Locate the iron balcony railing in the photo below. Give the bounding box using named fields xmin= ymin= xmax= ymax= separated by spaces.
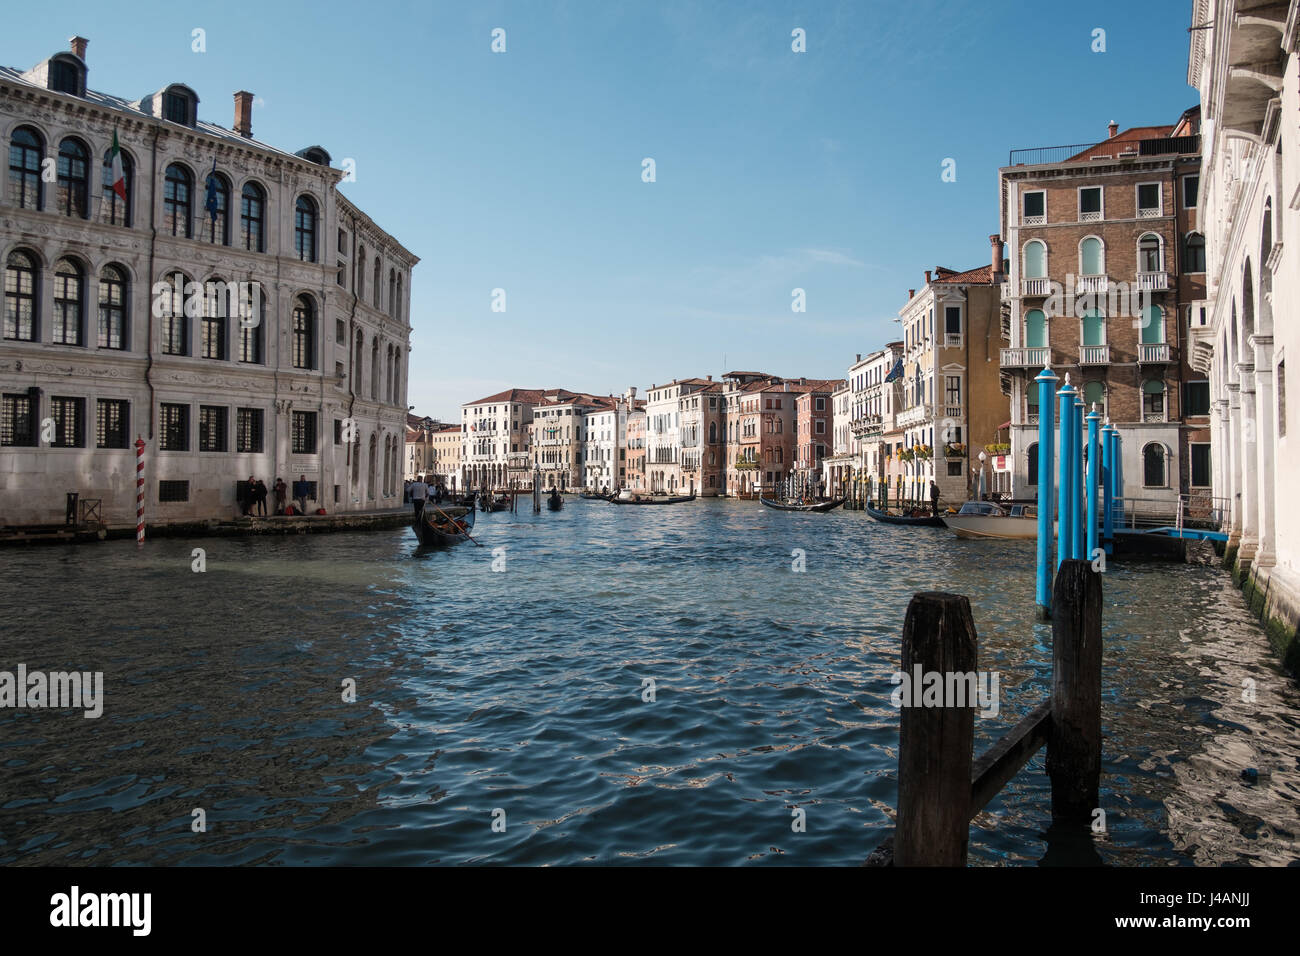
xmin=1008 ymin=135 xmax=1200 ymax=166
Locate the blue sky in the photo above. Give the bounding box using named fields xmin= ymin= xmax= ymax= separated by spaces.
xmin=5 ymin=0 xmax=1199 ymax=419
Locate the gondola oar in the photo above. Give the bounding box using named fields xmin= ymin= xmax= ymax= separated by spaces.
xmin=428 ymin=504 xmax=482 ymax=546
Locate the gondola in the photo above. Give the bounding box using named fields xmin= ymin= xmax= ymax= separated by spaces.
xmin=759 ymin=496 xmax=846 ymax=513
xmin=413 ymin=504 xmax=476 ymax=546
xmin=580 ymin=492 xmax=613 ymax=501
xmin=609 ymin=493 xmax=696 ymax=505
xmin=547 ymin=492 xmax=563 ymax=511
xmin=480 ymin=493 xmax=510 ymax=512
xmin=864 ymin=502 xmax=946 ymax=527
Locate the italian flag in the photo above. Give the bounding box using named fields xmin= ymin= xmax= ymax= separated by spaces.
xmin=109 ymin=129 xmax=126 ymax=201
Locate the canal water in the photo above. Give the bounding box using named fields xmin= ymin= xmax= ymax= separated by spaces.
xmin=1 ymin=498 xmax=1297 ymax=866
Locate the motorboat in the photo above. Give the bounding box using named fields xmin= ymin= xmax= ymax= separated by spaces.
xmin=942 ymin=500 xmax=1038 ymax=540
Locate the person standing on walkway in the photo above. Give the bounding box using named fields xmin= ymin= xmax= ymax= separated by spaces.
xmin=293 ymin=475 xmax=310 ymax=515
xmin=273 ymin=478 xmax=287 ymax=515
xmin=410 ymin=474 xmax=429 ymax=521
xmin=930 ymin=480 xmax=941 ymax=517
xmin=254 ymin=478 xmax=268 ymax=516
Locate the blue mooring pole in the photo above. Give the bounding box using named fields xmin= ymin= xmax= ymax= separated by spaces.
xmin=1086 ymin=405 xmax=1101 ymax=563
xmin=1102 ymin=421 xmax=1114 ymax=556
xmin=1073 ymin=394 xmax=1085 ymax=560
xmin=1112 ymin=429 xmax=1124 ymax=533
xmin=1036 ymin=365 xmax=1058 ymax=611
xmin=1056 ymin=375 xmax=1077 ymax=570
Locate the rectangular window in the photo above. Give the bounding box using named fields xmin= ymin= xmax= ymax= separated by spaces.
xmin=1022 ymin=190 xmax=1046 ymax=223
xmin=946 ymin=376 xmax=961 ymax=405
xmin=945 ymin=306 xmax=961 ymax=335
xmin=337 ymin=262 xmax=346 ymax=287
xmin=236 ymin=407 xmax=263 ymax=453
xmin=163 ymin=93 xmax=189 ymax=124
xmin=815 ymin=397 xmax=825 ymax=411
xmin=1190 ymin=443 xmax=1211 ymax=487
xmin=49 ymin=396 xmax=85 ymax=447
xmin=239 ymin=321 xmax=261 ymax=364
xmin=292 ymin=411 xmax=317 ymax=454
xmin=1184 ymin=381 xmax=1210 ymax=417
xmin=1 ymin=392 xmax=36 ymax=446
xmin=1137 ymin=183 xmax=1161 ymax=217
xmin=199 ymin=405 xmax=227 ymax=452
xmin=161 ymin=312 xmax=186 ymax=355
xmin=201 ymin=314 xmax=225 ymax=360
xmin=1183 ymin=175 xmax=1199 ymax=209
xmin=96 ymin=398 xmax=128 ymax=448
xmin=1079 ymin=186 xmax=1102 ymax=220
xmin=334 ymin=418 xmax=343 ymax=445
xmin=815 ymin=420 xmax=825 ymax=434
xmin=338 ymin=228 xmax=346 ymax=252
xmin=160 ymin=402 xmax=189 ymax=451
xmin=158 ymin=479 xmax=189 ymax=502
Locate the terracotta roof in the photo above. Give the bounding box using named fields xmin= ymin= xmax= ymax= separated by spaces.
xmin=465 ymin=387 xmax=569 ymax=406
xmin=1066 ymin=125 xmax=1176 ymax=162
xmin=930 ymin=263 xmax=997 ymax=285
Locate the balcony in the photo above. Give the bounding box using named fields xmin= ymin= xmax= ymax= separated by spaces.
xmin=1007 ymin=135 xmax=1199 ymax=166
xmin=1021 ymin=277 xmax=1050 ymax=297
xmin=1022 ymin=213 xmax=1046 ymax=227
xmin=1079 ymin=345 xmax=1111 ymax=365
xmin=895 ymin=404 xmax=932 ymax=428
xmin=1138 ymin=343 xmax=1171 ymax=363
xmin=1076 ymin=274 xmax=1108 ymax=294
xmin=943 ymin=333 xmax=963 ymax=349
xmin=1000 ymin=346 xmax=1049 ymax=368
xmin=1136 ymin=271 xmax=1169 ymax=291
xmin=943 ymin=405 xmax=963 ymax=420
xmin=1137 ymin=206 xmax=1162 ymax=220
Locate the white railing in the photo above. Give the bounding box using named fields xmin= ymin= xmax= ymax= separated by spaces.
xmin=895 ymin=404 xmax=932 ymax=428
xmin=1137 ymin=206 xmax=1161 ymax=219
xmin=944 ymin=405 xmax=963 ymax=419
xmin=1027 ymin=412 xmax=1040 ymax=425
xmin=1000 ymin=346 xmax=1049 ymax=368
xmin=1138 ymin=343 xmax=1170 ymax=363
xmin=1022 ymin=214 xmax=1046 ymax=226
xmin=1079 ymin=210 xmax=1102 ymax=222
xmin=1142 ymin=409 xmax=1168 ymax=423
xmin=1022 ymin=277 xmax=1050 ymax=296
xmin=1137 ymin=271 xmax=1170 ymax=291
xmin=1076 ymin=274 xmax=1108 ymax=293
xmin=944 ymin=333 xmax=962 ymax=348
xmin=1079 ymin=345 xmax=1110 ymax=364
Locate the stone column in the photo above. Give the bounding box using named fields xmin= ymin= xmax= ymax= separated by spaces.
xmin=1237 ymin=363 xmax=1259 ymax=565
xmin=1252 ymin=336 xmax=1276 ymax=568
xmin=1226 ymin=383 xmax=1242 ymax=549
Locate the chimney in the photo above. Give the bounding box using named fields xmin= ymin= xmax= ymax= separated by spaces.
xmin=69 ymin=36 xmax=88 ymax=60
xmin=707 ymin=374 xmax=712 ymax=381
xmin=1108 ymin=120 xmax=1118 ymax=139
xmin=856 ymin=353 xmax=861 ymax=362
xmin=234 ymin=91 xmax=254 ymax=138
xmin=924 ymin=270 xmax=932 ymax=284
xmin=908 ymin=289 xmax=915 ymax=300
xmin=990 ymin=234 xmax=1004 ymax=281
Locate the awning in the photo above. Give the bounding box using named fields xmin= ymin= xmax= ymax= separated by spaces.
xmin=998 ymin=420 xmax=1011 ymax=430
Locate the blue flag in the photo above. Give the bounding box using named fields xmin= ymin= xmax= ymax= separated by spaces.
xmin=204 ymin=160 xmax=220 ymax=222
xmin=884 ymin=358 xmax=904 ymax=383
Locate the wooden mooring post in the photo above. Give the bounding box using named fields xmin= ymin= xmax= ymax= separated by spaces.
xmin=869 ymin=559 xmax=1102 ymax=866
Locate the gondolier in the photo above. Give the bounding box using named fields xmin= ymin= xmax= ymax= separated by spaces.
xmin=930 ymin=481 xmax=941 ymax=517
xmin=409 ymin=474 xmax=429 ymax=521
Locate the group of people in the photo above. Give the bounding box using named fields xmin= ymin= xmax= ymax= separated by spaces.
xmin=238 ymin=475 xmax=314 ymax=517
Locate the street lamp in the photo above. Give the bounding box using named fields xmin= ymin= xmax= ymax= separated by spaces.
xmin=977 ymin=450 xmax=987 ymax=501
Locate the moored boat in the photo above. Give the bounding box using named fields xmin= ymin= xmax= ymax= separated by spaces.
xmin=941 ymin=500 xmax=1038 ymax=539
xmin=609 ymin=492 xmax=696 ymax=505
xmin=759 ymin=497 xmax=846 ymax=513
xmin=547 ymin=491 xmax=563 ymax=511
xmin=413 ymin=505 xmax=476 ymax=546
xmin=864 ymin=502 xmax=947 ymax=527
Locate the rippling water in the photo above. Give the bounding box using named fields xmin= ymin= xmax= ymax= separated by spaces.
xmin=1 ymin=498 xmax=1296 ymax=865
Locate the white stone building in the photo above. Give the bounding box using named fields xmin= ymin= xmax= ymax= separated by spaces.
xmin=644 ymin=376 xmax=712 ymax=493
xmin=0 ymin=37 xmax=415 ymax=526
xmin=581 ymin=389 xmax=633 ymax=492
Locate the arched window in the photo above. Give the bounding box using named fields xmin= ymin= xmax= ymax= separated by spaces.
xmin=388 ymin=269 xmax=396 ymax=317
xmin=372 ymin=258 xmax=380 ymax=309
xmin=1140 ymin=305 xmax=1164 ymax=345
xmin=709 ymin=421 xmax=717 ymax=443
xmin=160 ymin=272 xmax=191 ymax=355
xmin=238 ymin=285 xmax=262 ymax=364
xmin=371 ymin=338 xmax=380 ymax=400
xmin=1142 ymin=380 xmax=1165 ymax=422
xmin=294 ymin=196 xmax=317 ymax=262
xmin=1083 ymin=380 xmax=1106 ymax=414
xmin=368 ymin=434 xmax=378 ymax=498
xmin=1025 ymin=308 xmax=1047 ymax=348
xmin=1023 ymin=240 xmax=1046 ymax=278
xmin=56 ymin=139 xmax=90 ymax=218
xmin=1080 ymin=237 xmax=1103 ymax=275
xmin=163 ymin=163 xmax=192 ymax=237
xmin=201 ymin=278 xmax=228 ymax=360
xmin=4 ymin=250 xmax=39 ymax=341
xmin=52 ymin=258 xmax=85 ymax=346
xmin=8 ymin=126 xmax=43 ymax=210
xmin=396 ymin=274 xmax=403 ymax=323
xmin=352 ymin=426 xmax=361 ymax=485
xmin=101 ymin=145 xmax=133 ymax=226
xmin=292 ymin=295 xmax=315 ymax=370
xmin=97 ymin=265 xmax=128 ymax=350
xmin=1027 ymin=443 xmax=1039 ymax=486
xmin=1183 ymin=232 xmax=1205 ymax=272
xmin=1138 ymin=234 xmax=1162 ymax=273
xmin=356 ymin=248 xmax=366 ymax=301
xmin=1143 ymin=442 xmax=1166 ymax=487
xmin=203 ymin=173 xmax=230 ymax=245
xmin=1081 ymin=309 xmax=1105 ymax=346
xmin=240 ymin=182 xmax=265 ymax=252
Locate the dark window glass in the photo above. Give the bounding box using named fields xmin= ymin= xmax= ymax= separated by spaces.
xmin=945 ymin=306 xmax=961 ymax=334
xmin=8 ymin=126 xmax=43 ymax=210
xmin=160 ymin=274 xmax=189 ymax=355
xmin=4 ymin=250 xmax=39 ymax=341
xmin=240 ymin=183 xmax=265 ymax=252
xmin=160 ymin=403 xmax=189 ymax=451
xmin=1143 ymin=443 xmax=1166 ymax=486
xmin=49 ymin=396 xmax=84 ymax=447
xmin=236 ymin=408 xmax=263 ymax=453
xmin=1 ymin=392 xmax=36 ymax=446
xmin=199 ymin=405 xmax=226 ymax=452
xmin=1185 ymin=381 xmax=1210 ymax=416
xmin=1138 ymin=183 xmax=1160 ymax=212
xmin=164 ymin=164 xmax=192 ymax=238
xmin=1023 ymin=191 xmax=1044 ymax=217
xmin=51 ymin=60 xmax=81 ymax=95
xmin=1079 ymin=187 xmax=1102 ymax=215
xmin=203 ymin=173 xmax=230 ymax=244
xmin=1191 ymin=444 xmax=1211 ymax=487
xmin=163 ymin=92 xmax=190 ymax=125
xmin=201 ymin=280 xmax=227 ymax=360
xmin=52 ymin=258 xmax=84 ymax=346
xmin=96 ymin=398 xmax=128 ymax=448
xmin=292 ymin=411 xmax=317 ymax=454
xmin=158 ymin=480 xmax=189 ymax=502
xmin=101 ymin=147 xmax=132 ymax=226
xmin=1183 ymin=175 xmax=1200 ymax=209
xmin=97 ymin=266 xmax=127 ymax=350
xmin=1184 ymin=233 xmax=1205 ymax=273
xmin=292 ymin=296 xmax=315 ymax=369
xmin=295 ymin=196 xmax=317 ymax=262
xmin=56 ymin=139 xmax=89 ymax=217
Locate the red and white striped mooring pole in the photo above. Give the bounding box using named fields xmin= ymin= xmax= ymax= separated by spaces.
xmin=135 ymin=435 xmax=145 ymax=546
